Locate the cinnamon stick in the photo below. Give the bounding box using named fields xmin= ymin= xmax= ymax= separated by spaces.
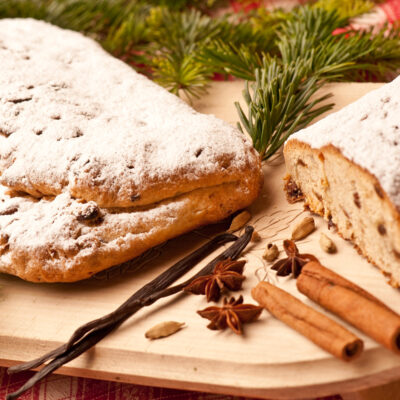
xmin=251 ymin=281 xmax=363 ymax=361
xmin=297 ymin=261 xmax=400 ymax=354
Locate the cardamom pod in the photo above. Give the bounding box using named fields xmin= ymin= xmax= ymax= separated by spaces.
xmin=145 ymin=321 xmax=185 ymax=340
xmin=263 ymin=243 xmax=279 ymax=262
xmin=228 ymin=210 xmax=251 ymax=233
xmin=291 ymin=217 xmax=315 ymax=241
xmin=319 ymin=233 xmax=337 ymax=253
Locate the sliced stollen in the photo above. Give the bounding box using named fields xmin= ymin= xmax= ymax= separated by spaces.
xmin=284 ymin=76 xmax=400 ymax=286
xmin=0 ymin=180 xmax=253 ymax=282
xmin=0 ymin=18 xmax=262 ymax=208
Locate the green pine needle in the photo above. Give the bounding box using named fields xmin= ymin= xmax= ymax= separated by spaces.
xmin=199 ymin=41 xmax=264 ymax=81
xmin=152 ymin=53 xmax=214 ymax=99
xmin=235 ymin=58 xmax=333 ymax=161
xmin=145 ymin=7 xmax=225 ymax=98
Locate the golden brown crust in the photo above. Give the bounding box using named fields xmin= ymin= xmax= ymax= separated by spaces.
xmin=0 ymin=175 xmax=262 ymax=283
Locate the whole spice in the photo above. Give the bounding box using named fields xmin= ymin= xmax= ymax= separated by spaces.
xmin=7 ymin=227 xmax=254 ymax=400
xmin=319 ymin=233 xmax=337 ymax=253
xmin=197 ymin=295 xmax=263 ymax=335
xmin=271 ymin=240 xmax=318 ymax=278
xmin=251 ymin=281 xmax=363 ymax=361
xmin=291 ymin=216 xmax=316 ymax=241
xmin=184 ymin=258 xmax=246 ymax=302
xmin=297 ymin=261 xmax=400 ymax=354
xmin=263 ymin=243 xmax=279 ymax=262
xmin=228 ymin=210 xmax=251 ymax=233
xmin=145 ymin=321 xmax=185 ymax=340
xmin=251 ymin=230 xmax=261 ymax=242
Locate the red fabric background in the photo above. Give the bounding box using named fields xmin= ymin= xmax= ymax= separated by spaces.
xmin=0 ymin=367 xmax=343 ymax=400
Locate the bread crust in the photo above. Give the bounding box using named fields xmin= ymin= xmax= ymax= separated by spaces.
xmin=0 ymin=176 xmax=261 ymax=282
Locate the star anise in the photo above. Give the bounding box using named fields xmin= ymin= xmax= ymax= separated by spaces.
xmin=197 ymin=295 xmax=263 ymax=335
xmin=271 ymin=240 xmax=319 ymax=278
xmin=184 ymin=258 xmax=246 ymax=302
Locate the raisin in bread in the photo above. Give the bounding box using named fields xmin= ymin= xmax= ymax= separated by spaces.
xmin=284 ymin=77 xmax=400 ymax=286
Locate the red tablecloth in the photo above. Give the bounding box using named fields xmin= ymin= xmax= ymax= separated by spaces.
xmin=0 ymin=367 xmax=343 ymax=400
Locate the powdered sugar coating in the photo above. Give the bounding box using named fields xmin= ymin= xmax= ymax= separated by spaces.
xmin=0 ymin=19 xmax=260 ymax=207
xmin=288 ymin=76 xmax=400 ymax=209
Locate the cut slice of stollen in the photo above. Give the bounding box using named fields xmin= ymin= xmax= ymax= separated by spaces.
xmin=0 ymin=18 xmax=262 ymax=208
xmin=284 ymin=76 xmax=400 ymax=286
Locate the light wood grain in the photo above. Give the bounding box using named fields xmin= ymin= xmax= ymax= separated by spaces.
xmin=1 ymin=81 xmax=400 ymax=399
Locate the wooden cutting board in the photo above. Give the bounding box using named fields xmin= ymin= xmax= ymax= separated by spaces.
xmin=1 ymin=81 xmax=400 ymax=400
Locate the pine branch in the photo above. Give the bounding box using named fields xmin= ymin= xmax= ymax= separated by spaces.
xmin=197 ymin=11 xmax=282 ymax=81
xmin=278 ymin=6 xmax=400 ymax=81
xmin=235 ymin=58 xmax=333 ymax=161
xmin=145 ymin=7 xmax=226 ymax=98
xmin=152 ymin=52 xmax=214 ymax=99
xmin=198 ymin=41 xmax=264 ymax=81
xmin=312 ymin=0 xmax=375 ymax=19
xmin=339 ymin=26 xmax=400 ymax=81
xmin=279 ymin=6 xmax=349 ymax=45
xmin=236 ymin=6 xmax=400 ymax=161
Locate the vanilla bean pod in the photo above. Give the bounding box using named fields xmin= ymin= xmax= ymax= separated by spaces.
xmin=7 ymin=227 xmax=253 ymax=400
xmin=67 ymin=226 xmax=253 ymax=340
xmin=66 ymin=231 xmax=240 ymax=350
xmin=9 ymin=232 xmax=236 ymax=376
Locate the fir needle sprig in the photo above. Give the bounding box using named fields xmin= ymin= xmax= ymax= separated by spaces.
xmin=199 ymin=40 xmax=265 ymax=81
xmin=235 ymin=58 xmax=333 ymax=161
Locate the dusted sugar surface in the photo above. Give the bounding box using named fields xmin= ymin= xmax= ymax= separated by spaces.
xmin=0 ymin=19 xmax=260 ymax=207
xmin=288 ymin=76 xmax=400 ymax=210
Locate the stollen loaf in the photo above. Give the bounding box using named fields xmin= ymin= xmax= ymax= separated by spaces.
xmin=0 ymin=19 xmax=263 ymax=282
xmin=0 ymin=18 xmax=261 ymax=209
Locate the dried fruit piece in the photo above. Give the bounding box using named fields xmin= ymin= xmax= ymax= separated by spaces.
xmin=377 ymin=224 xmax=386 ymax=236
xmin=319 ymin=233 xmax=337 ymax=253
xmin=76 ymin=202 xmax=100 ymax=222
xmin=145 ymin=321 xmax=185 ymax=340
xmin=291 ymin=217 xmax=315 ymax=241
xmin=228 ymin=211 xmax=251 ymax=233
xmin=263 ymin=243 xmax=279 ymax=262
xmin=284 ymin=176 xmax=304 ymax=203
xmin=0 ymin=205 xmax=18 ymax=216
